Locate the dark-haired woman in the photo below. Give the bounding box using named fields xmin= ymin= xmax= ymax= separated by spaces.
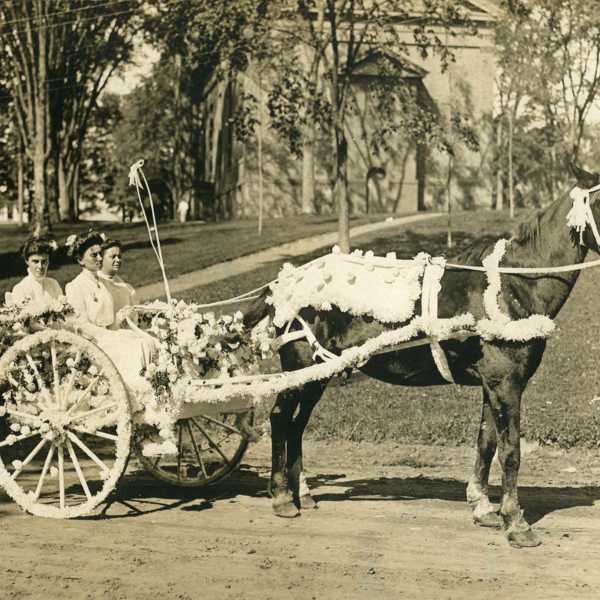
xmin=65 ymin=230 xmax=155 ymax=386
xmin=7 ymin=236 xmax=62 ymax=305
xmin=97 ymin=238 xmax=138 ymax=328
xmin=64 ymin=231 xmax=114 ymax=333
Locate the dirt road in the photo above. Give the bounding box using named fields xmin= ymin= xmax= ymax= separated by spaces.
xmin=2 ymin=439 xmax=600 ymax=600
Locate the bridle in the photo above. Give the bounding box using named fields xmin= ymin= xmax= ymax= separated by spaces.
xmin=567 ymin=183 xmax=600 ymax=248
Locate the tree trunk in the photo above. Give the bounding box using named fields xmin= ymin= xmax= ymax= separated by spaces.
xmin=301 ymin=138 xmax=315 ymax=214
xmin=57 ymin=152 xmax=75 ymax=221
xmin=333 ymin=125 xmax=350 ymax=252
xmin=17 ymin=146 xmax=24 ymax=225
xmin=32 ymin=3 xmax=50 ymax=236
xmin=257 ymin=78 xmax=264 ymax=236
xmin=495 ymin=116 xmax=503 ymax=211
xmin=507 ymin=110 xmax=515 ymax=219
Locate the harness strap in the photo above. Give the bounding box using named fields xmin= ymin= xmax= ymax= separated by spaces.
xmin=421 ymin=260 xmax=455 ymax=383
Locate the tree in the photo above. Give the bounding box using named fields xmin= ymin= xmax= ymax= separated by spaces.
xmin=266 ymin=1 xmax=477 ymax=251
xmin=495 ymin=0 xmax=600 ymax=210
xmin=0 ymin=1 xmax=141 ymax=233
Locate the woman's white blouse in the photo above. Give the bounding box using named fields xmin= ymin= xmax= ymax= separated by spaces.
xmin=65 ymin=269 xmax=115 ymax=330
xmin=8 ymin=273 xmax=63 ymax=306
xmin=97 ymin=273 xmax=137 ymax=329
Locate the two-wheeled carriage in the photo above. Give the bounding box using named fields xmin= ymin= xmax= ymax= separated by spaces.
xmin=0 ymin=319 xmax=255 ymax=519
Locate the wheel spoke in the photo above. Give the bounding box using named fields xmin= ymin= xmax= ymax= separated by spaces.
xmin=11 ymin=437 xmax=46 ymax=480
xmin=50 ymin=341 xmax=60 ymax=403
xmin=66 ymin=431 xmax=108 ymax=472
xmin=5 ymin=407 xmax=42 ymax=424
xmin=0 ymin=431 xmax=37 ymax=448
xmin=34 ymin=444 xmax=55 ymax=501
xmin=197 ymin=413 xmax=242 ymax=436
xmin=185 ymin=420 xmax=208 ymax=478
xmin=191 ymin=418 xmax=229 ymax=463
xmin=66 ymin=439 xmax=91 ymax=501
xmin=66 ymin=372 xmax=104 ymax=416
xmin=71 ymin=426 xmax=117 ymax=442
xmin=58 ymin=445 xmax=65 ymax=509
xmin=68 ymin=402 xmax=117 ymax=424
xmin=24 ymin=353 xmax=54 ymax=405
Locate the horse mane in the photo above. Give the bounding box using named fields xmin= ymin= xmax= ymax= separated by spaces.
xmin=508 ymin=198 xmax=579 ymax=263
xmin=511 ymin=209 xmax=544 ymax=250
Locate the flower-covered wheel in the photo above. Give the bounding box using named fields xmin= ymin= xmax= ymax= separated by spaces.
xmin=136 ymin=407 xmax=254 ymax=487
xmin=0 ymin=330 xmax=131 ymax=518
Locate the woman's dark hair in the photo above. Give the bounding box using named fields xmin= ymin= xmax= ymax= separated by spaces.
xmin=101 ymin=238 xmax=122 ymax=254
xmin=66 ymin=230 xmax=105 ymax=261
xmin=21 ymin=236 xmax=57 ymax=261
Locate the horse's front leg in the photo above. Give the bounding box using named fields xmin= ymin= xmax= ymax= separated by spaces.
xmin=270 ymin=389 xmax=300 ymax=518
xmin=466 ymin=387 xmax=502 ymax=528
xmin=484 ymin=379 xmax=541 ymax=548
xmin=286 ymin=380 xmax=328 ymax=510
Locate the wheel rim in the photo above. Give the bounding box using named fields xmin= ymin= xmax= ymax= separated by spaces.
xmin=136 ymin=409 xmax=254 ymax=487
xmin=0 ymin=330 xmax=131 ymax=518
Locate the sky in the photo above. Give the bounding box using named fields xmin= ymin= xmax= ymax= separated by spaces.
xmin=105 ymin=44 xmax=160 ymax=96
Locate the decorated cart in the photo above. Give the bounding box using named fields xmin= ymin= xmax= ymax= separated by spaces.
xmin=3 ymin=161 xmax=600 ymax=520
xmin=0 ymin=297 xmax=264 ymax=519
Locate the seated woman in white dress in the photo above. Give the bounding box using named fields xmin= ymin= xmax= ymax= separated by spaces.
xmin=6 ymin=236 xmax=62 ymax=306
xmin=65 ymin=230 xmax=155 ymax=386
xmin=97 ymin=238 xmax=138 ymax=327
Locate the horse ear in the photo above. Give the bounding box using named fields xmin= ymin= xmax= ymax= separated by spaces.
xmin=569 ymin=162 xmax=600 ymax=188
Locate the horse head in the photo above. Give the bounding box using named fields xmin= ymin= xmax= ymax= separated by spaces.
xmin=568 ymin=162 xmax=600 ymax=253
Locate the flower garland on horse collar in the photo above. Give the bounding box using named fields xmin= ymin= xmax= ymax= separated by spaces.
xmin=477 ymin=239 xmax=555 ymax=341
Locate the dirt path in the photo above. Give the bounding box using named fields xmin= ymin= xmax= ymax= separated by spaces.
xmin=2 ymin=439 xmax=600 ymax=600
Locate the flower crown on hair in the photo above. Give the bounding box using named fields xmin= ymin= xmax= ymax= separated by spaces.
xmin=65 ymin=229 xmax=107 ymax=258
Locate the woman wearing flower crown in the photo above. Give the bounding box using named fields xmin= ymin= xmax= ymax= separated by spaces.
xmin=65 ymin=230 xmax=155 ymax=386
xmin=6 ymin=236 xmax=63 ymax=306
xmin=97 ymin=238 xmax=138 ymax=327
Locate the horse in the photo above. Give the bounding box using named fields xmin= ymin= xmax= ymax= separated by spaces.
xmin=244 ymin=163 xmax=600 ymax=549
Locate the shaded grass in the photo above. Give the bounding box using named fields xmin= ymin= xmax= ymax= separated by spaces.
xmin=0 ymin=213 xmax=386 ymax=300
xmin=179 ymin=209 xmax=600 ymax=448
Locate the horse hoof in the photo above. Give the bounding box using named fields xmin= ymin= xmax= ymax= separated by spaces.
xmin=299 ymin=494 xmax=318 ymax=510
xmin=473 ymin=511 xmax=502 ymax=529
xmin=273 ymin=498 xmax=301 ymax=518
xmin=507 ymin=527 xmax=542 ymax=548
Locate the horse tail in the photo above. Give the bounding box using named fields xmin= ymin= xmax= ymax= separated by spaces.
xmin=243 ymin=288 xmax=273 ymax=329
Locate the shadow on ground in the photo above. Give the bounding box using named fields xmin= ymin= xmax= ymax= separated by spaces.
xmin=310 ymin=474 xmax=600 ymax=525
xmin=66 ymin=464 xmax=600 ymax=526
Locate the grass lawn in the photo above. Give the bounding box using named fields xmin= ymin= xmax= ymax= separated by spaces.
xmin=0 ymin=212 xmax=388 ymax=299
xmin=177 ymin=208 xmax=600 ymax=449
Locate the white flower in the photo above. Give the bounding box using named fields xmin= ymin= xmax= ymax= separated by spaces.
xmin=6 ymin=434 xmax=17 ymax=445
xmin=10 ymin=422 xmax=21 ymax=433
xmin=88 ymin=365 xmax=98 ymax=376
xmin=12 ymin=460 xmax=23 ymax=470
xmin=21 ymin=425 xmax=31 ymax=436
xmin=66 ymin=357 xmax=76 ymax=368
xmin=49 ymin=466 xmax=58 ymax=477
xmin=40 ymin=422 xmax=50 ymax=432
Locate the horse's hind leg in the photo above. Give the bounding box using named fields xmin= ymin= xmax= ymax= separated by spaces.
xmin=286 ymin=380 xmax=328 ymax=510
xmin=467 ymin=387 xmax=502 ymax=528
xmin=484 ymin=379 xmax=541 ymax=548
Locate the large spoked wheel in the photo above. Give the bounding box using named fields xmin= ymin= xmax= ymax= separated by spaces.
xmin=0 ymin=330 xmax=131 ymax=518
xmin=136 ymin=408 xmax=254 ymax=487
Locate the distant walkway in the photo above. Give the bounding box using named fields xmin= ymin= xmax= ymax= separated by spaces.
xmin=137 ymin=212 xmax=443 ymax=301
